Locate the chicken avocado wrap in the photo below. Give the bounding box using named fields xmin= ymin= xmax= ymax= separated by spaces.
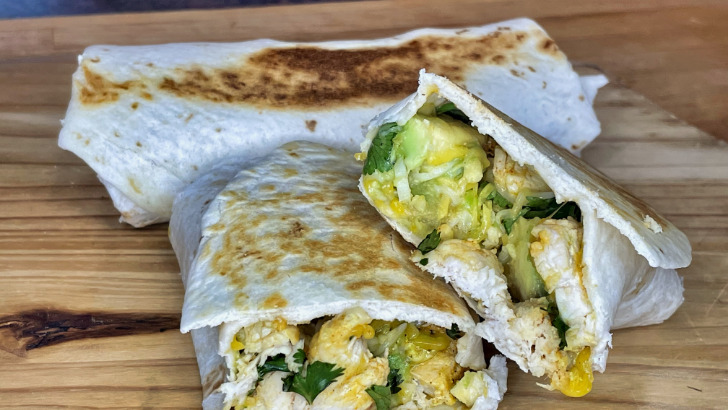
xmin=170 ymin=141 xmax=508 ymax=409
xmin=59 ymin=18 xmax=606 ymax=227
xmin=357 ymin=71 xmax=691 ymax=396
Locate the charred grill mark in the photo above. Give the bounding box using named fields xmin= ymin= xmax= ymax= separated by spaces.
xmin=0 ymin=309 xmax=180 ymax=356
xmin=154 ymin=30 xmax=539 ymax=110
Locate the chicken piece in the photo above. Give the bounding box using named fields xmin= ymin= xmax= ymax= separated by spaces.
xmin=530 ymin=218 xmax=595 ymax=349
xmin=409 ymin=346 xmax=463 ymax=406
xmin=249 ymin=371 xmax=309 ymax=410
xmin=492 ymin=147 xmax=550 ymax=202
xmin=239 ymin=318 xmax=301 ymax=355
xmin=308 ymin=307 xmax=376 ymax=376
xmin=311 ymin=356 xmax=389 ymax=409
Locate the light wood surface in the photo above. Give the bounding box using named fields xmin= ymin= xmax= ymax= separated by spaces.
xmin=1 ymin=2 xmax=727 ymax=409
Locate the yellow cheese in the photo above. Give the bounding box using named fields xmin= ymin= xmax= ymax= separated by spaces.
xmin=552 ymin=347 xmax=593 ymax=397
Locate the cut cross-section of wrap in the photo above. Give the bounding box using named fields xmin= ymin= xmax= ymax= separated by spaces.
xmin=357 ymin=71 xmax=691 ymax=396
xmin=171 ymin=141 xmax=508 ymax=409
xmin=59 ymin=18 xmax=606 ymax=227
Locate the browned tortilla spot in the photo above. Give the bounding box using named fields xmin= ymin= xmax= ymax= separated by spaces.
xmin=284 ymin=168 xmax=298 ymax=177
xmin=154 ymin=30 xmax=543 ymax=110
xmin=136 ymin=141 xmax=142 ymax=147
xmin=210 ymin=160 xmax=462 ymax=314
xmin=540 ymin=38 xmax=560 ymax=55
xmin=305 ymin=119 xmax=317 ymax=132
xmin=347 ymin=280 xmax=377 ymax=291
xmin=289 ymin=221 xmax=307 ymax=238
xmin=131 ymin=102 xmax=139 ymax=110
xmin=261 ymin=292 xmax=288 ymax=309
xmin=78 ymin=65 xmax=155 ymax=105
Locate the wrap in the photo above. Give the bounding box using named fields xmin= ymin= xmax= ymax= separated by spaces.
xmin=357 ymin=71 xmax=691 ymax=396
xmin=59 ymin=17 xmax=606 ymax=227
xmin=170 ymin=141 xmax=508 ymax=409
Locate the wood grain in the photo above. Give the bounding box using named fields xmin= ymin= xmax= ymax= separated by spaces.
xmin=0 ymin=2 xmax=727 ymax=409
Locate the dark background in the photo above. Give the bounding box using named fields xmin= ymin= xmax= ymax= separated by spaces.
xmin=0 ymin=0 xmax=347 ymax=19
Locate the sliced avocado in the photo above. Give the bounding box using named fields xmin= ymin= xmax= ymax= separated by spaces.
xmin=501 ymin=217 xmax=547 ymax=302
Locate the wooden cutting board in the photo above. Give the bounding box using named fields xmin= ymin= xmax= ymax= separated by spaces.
xmin=1 ymin=5 xmax=728 ymax=410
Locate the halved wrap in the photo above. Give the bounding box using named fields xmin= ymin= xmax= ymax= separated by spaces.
xmin=59 ymin=17 xmax=606 ymax=227
xmin=357 ymin=71 xmax=691 ymax=396
xmin=170 ymin=141 xmax=508 ymax=409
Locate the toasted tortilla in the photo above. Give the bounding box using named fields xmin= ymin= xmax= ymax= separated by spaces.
xmin=170 ymin=141 xmax=507 ymax=409
xmin=358 ymin=71 xmax=691 ymax=380
xmin=59 ymin=18 xmax=605 ymax=227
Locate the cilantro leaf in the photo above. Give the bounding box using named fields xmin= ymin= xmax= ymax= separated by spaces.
xmin=502 ymin=208 xmax=529 ymax=234
xmin=387 ymin=352 xmax=408 ymax=395
xmin=257 ymin=354 xmax=289 ymax=381
xmin=293 ymin=348 xmax=306 ymax=366
xmin=486 ymin=189 xmax=511 ymax=208
xmin=363 ymin=122 xmax=402 ymax=175
xmin=523 ymin=196 xmax=581 ymax=221
xmin=419 ymin=258 xmax=429 ymax=266
xmin=417 ymin=229 xmax=441 ymax=254
xmin=386 ymin=358 xmax=404 ymax=394
xmin=366 ymin=385 xmax=393 ymax=410
xmin=284 ymin=361 xmax=344 ymax=404
xmin=436 ymin=102 xmax=470 ymax=123
xmin=446 ymin=323 xmax=463 ymax=340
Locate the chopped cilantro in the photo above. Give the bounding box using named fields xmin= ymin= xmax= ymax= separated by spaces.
xmin=293 ymin=348 xmax=306 ymax=366
xmin=419 ymin=258 xmax=429 ymax=266
xmin=486 ymin=189 xmax=512 ymax=208
xmin=283 ymin=361 xmax=344 ymax=404
xmin=446 ymin=323 xmax=463 ymax=340
xmin=523 ymin=196 xmax=581 ymax=221
xmin=387 ymin=359 xmax=404 ymax=394
xmin=417 ymin=229 xmax=441 ymax=254
xmin=363 ymin=122 xmax=402 ymax=175
xmin=387 ymin=353 xmax=408 ymax=394
xmin=366 ymin=385 xmax=393 ymax=410
xmin=436 ymin=102 xmax=470 ymax=123
xmin=257 ymin=354 xmax=289 ymax=381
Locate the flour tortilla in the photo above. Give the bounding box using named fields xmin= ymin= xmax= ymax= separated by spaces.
xmin=358 ymin=71 xmax=691 ymax=378
xmin=170 ymin=141 xmax=507 ymax=409
xmin=59 ymin=18 xmax=606 ymax=227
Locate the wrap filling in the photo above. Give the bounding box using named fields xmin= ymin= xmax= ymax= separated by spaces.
xmin=222 ymin=307 xmax=496 ymax=409
xmin=360 ymin=102 xmax=596 ymax=396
